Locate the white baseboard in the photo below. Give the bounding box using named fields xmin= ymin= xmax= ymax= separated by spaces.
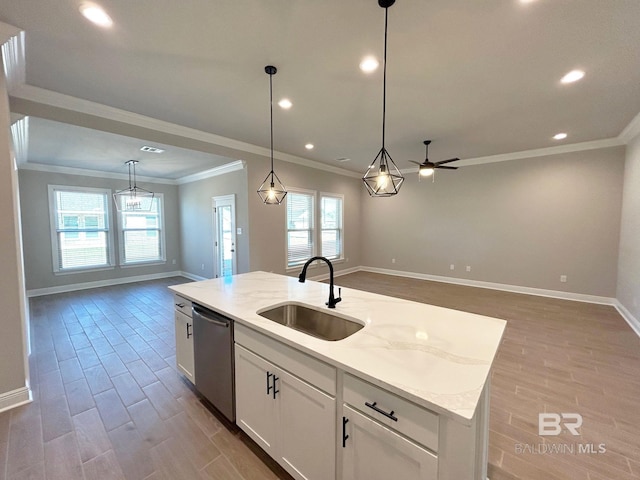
xmin=180 ymin=271 xmax=208 ymax=282
xmin=26 ymin=270 xmax=184 ymax=297
xmin=0 ymin=386 xmax=32 ymax=413
xmin=358 ymin=266 xmax=616 ymax=305
xmin=307 ymin=266 xmax=361 ymax=282
xmin=614 ymin=300 xmax=640 ymax=337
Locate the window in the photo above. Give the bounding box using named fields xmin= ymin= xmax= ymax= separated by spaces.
xmin=117 ymin=194 xmax=165 ymax=265
xmin=48 ymin=186 xmax=114 ymax=272
xmin=320 ymin=194 xmax=343 ymax=260
xmin=286 ymin=191 xmax=315 ymax=267
xmin=286 ymin=190 xmax=345 ymax=269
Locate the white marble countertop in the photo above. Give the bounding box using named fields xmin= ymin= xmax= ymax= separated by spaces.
xmin=170 ymin=271 xmax=506 ymax=425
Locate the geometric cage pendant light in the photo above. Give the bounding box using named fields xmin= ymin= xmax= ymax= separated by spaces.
xmin=113 ymin=160 xmax=155 ymax=212
xmin=362 ymin=0 xmax=405 ymax=197
xmin=257 ymin=65 xmax=288 ymax=205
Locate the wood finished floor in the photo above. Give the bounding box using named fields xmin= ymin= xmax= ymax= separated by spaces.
xmin=0 ymin=273 xmax=638 ymax=479
xmin=0 ymin=277 xmax=292 ymax=480
xmin=331 ymin=272 xmax=640 ymax=480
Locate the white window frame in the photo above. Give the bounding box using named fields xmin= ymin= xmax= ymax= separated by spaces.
xmin=319 ymin=192 xmax=344 ymax=262
xmin=48 ymin=185 xmax=115 ymax=274
xmin=285 ymin=188 xmax=316 ymax=269
xmin=116 ymin=193 xmax=166 ymax=266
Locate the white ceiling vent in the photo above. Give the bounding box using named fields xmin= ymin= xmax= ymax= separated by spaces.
xmin=140 ymin=145 xmax=165 ymax=153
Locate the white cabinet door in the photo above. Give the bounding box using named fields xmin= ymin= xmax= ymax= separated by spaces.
xmin=174 ymin=310 xmax=194 ymax=383
xmin=277 ymin=368 xmax=336 ymax=480
xmin=235 ymin=345 xmax=278 ymax=455
xmin=342 ymin=405 xmax=437 ymax=480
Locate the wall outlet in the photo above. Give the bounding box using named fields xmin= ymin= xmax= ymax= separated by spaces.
xmin=560 ymin=275 xmax=567 ymax=283
xmin=450 ymin=264 xmax=455 ymax=271
xmin=237 ymin=227 xmax=243 ymax=235
xmin=172 ymin=259 xmax=176 ymax=265
xmin=466 ymin=266 xmax=471 ymax=272
xmin=392 ymin=258 xmax=396 ymax=264
xmin=201 ymin=263 xmax=205 ymax=271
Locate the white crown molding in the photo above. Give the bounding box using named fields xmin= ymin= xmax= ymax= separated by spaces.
xmin=619 ymin=110 xmax=640 ymax=144
xmin=0 ymin=25 xmax=25 ymax=94
xmin=19 ymin=162 xmax=177 ymax=185
xmin=10 ymin=84 xmax=360 ymax=179
xmin=10 ymin=116 xmax=28 ymax=166
xmin=402 ymin=137 xmax=624 ymax=172
xmin=176 ymin=160 xmax=245 ymax=185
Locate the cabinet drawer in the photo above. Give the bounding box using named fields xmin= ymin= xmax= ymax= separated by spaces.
xmin=174 ymin=295 xmax=192 ymax=317
xmin=343 ymin=374 xmax=438 ymax=452
xmin=235 ymin=323 xmax=336 ymax=396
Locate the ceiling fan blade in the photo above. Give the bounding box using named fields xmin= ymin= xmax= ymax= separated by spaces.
xmin=435 ymin=165 xmax=458 ymax=170
xmin=435 ymin=157 xmax=460 ymax=165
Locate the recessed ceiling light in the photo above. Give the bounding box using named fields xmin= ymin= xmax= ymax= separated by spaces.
xmin=561 ymin=70 xmax=585 ymax=84
xmin=553 ymin=133 xmax=568 ymax=140
xmin=305 ymin=143 xmax=314 ymax=150
xmin=278 ymin=99 xmax=292 ymax=109
xmin=79 ymin=2 xmax=113 ymax=28
xmin=359 ymin=56 xmax=379 ymax=73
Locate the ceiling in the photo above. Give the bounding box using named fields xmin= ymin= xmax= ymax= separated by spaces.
xmin=2 ymin=0 xmax=640 ymax=178
xmin=24 ymin=117 xmax=233 ymax=179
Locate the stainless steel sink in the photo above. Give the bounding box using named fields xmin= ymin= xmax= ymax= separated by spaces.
xmin=257 ymin=303 xmax=364 ymax=341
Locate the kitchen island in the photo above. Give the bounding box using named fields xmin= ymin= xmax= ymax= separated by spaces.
xmin=170 ymin=271 xmax=506 ymax=480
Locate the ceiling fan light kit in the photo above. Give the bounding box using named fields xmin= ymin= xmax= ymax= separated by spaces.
xmin=410 ymin=140 xmax=460 ymax=182
xmin=113 ymin=160 xmax=155 ymax=211
xmin=362 ymin=0 xmax=405 ymax=197
xmin=257 ymin=65 xmax=288 ymax=205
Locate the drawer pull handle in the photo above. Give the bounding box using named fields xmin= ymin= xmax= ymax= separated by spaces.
xmin=365 ymin=401 xmax=398 ymax=422
xmin=267 ymin=372 xmax=273 ymax=395
xmin=175 ymin=303 xmax=185 ymax=308
xmin=186 ymin=323 xmax=192 ymax=339
xmin=342 ymin=417 xmax=349 ymax=447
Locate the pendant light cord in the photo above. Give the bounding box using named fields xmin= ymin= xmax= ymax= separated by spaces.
xmin=381 ymin=6 xmax=388 ymax=151
xmin=269 ymin=71 xmax=274 ymax=174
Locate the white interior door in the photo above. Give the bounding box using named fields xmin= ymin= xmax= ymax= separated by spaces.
xmin=213 ymin=194 xmax=237 ymax=278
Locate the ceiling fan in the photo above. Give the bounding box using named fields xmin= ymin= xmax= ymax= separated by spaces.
xmin=410 ymin=140 xmax=460 ymax=178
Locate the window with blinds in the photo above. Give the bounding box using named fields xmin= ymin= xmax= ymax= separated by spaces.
xmin=287 ymin=191 xmax=315 ymax=267
xmin=320 ymin=195 xmax=343 ymax=260
xmin=118 ymin=194 xmax=165 ymax=264
xmin=49 ymin=186 xmax=114 ymax=272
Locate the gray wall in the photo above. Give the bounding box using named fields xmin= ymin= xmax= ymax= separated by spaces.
xmin=18 ymin=169 xmax=181 ymax=291
xmin=178 ymin=167 xmax=250 ymax=278
xmin=0 ymin=67 xmax=28 ymax=399
xmin=360 ymin=147 xmax=625 ymax=297
xmin=617 ymin=134 xmax=640 ymax=319
xmin=245 ymin=153 xmax=362 ymax=277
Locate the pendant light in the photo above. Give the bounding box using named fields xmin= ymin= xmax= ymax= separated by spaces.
xmin=113 ymin=160 xmax=154 ymax=211
xmin=362 ymin=0 xmax=404 ymax=197
xmin=257 ymin=65 xmax=288 ymax=205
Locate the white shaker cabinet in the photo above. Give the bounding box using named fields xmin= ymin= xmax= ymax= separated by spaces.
xmin=174 ymin=295 xmax=195 ymax=383
xmin=235 ymin=325 xmax=336 ymax=480
xmin=342 ymin=405 xmax=437 ymax=480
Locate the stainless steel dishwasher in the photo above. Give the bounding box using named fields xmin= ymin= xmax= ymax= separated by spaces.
xmin=192 ymin=304 xmax=235 ymax=422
